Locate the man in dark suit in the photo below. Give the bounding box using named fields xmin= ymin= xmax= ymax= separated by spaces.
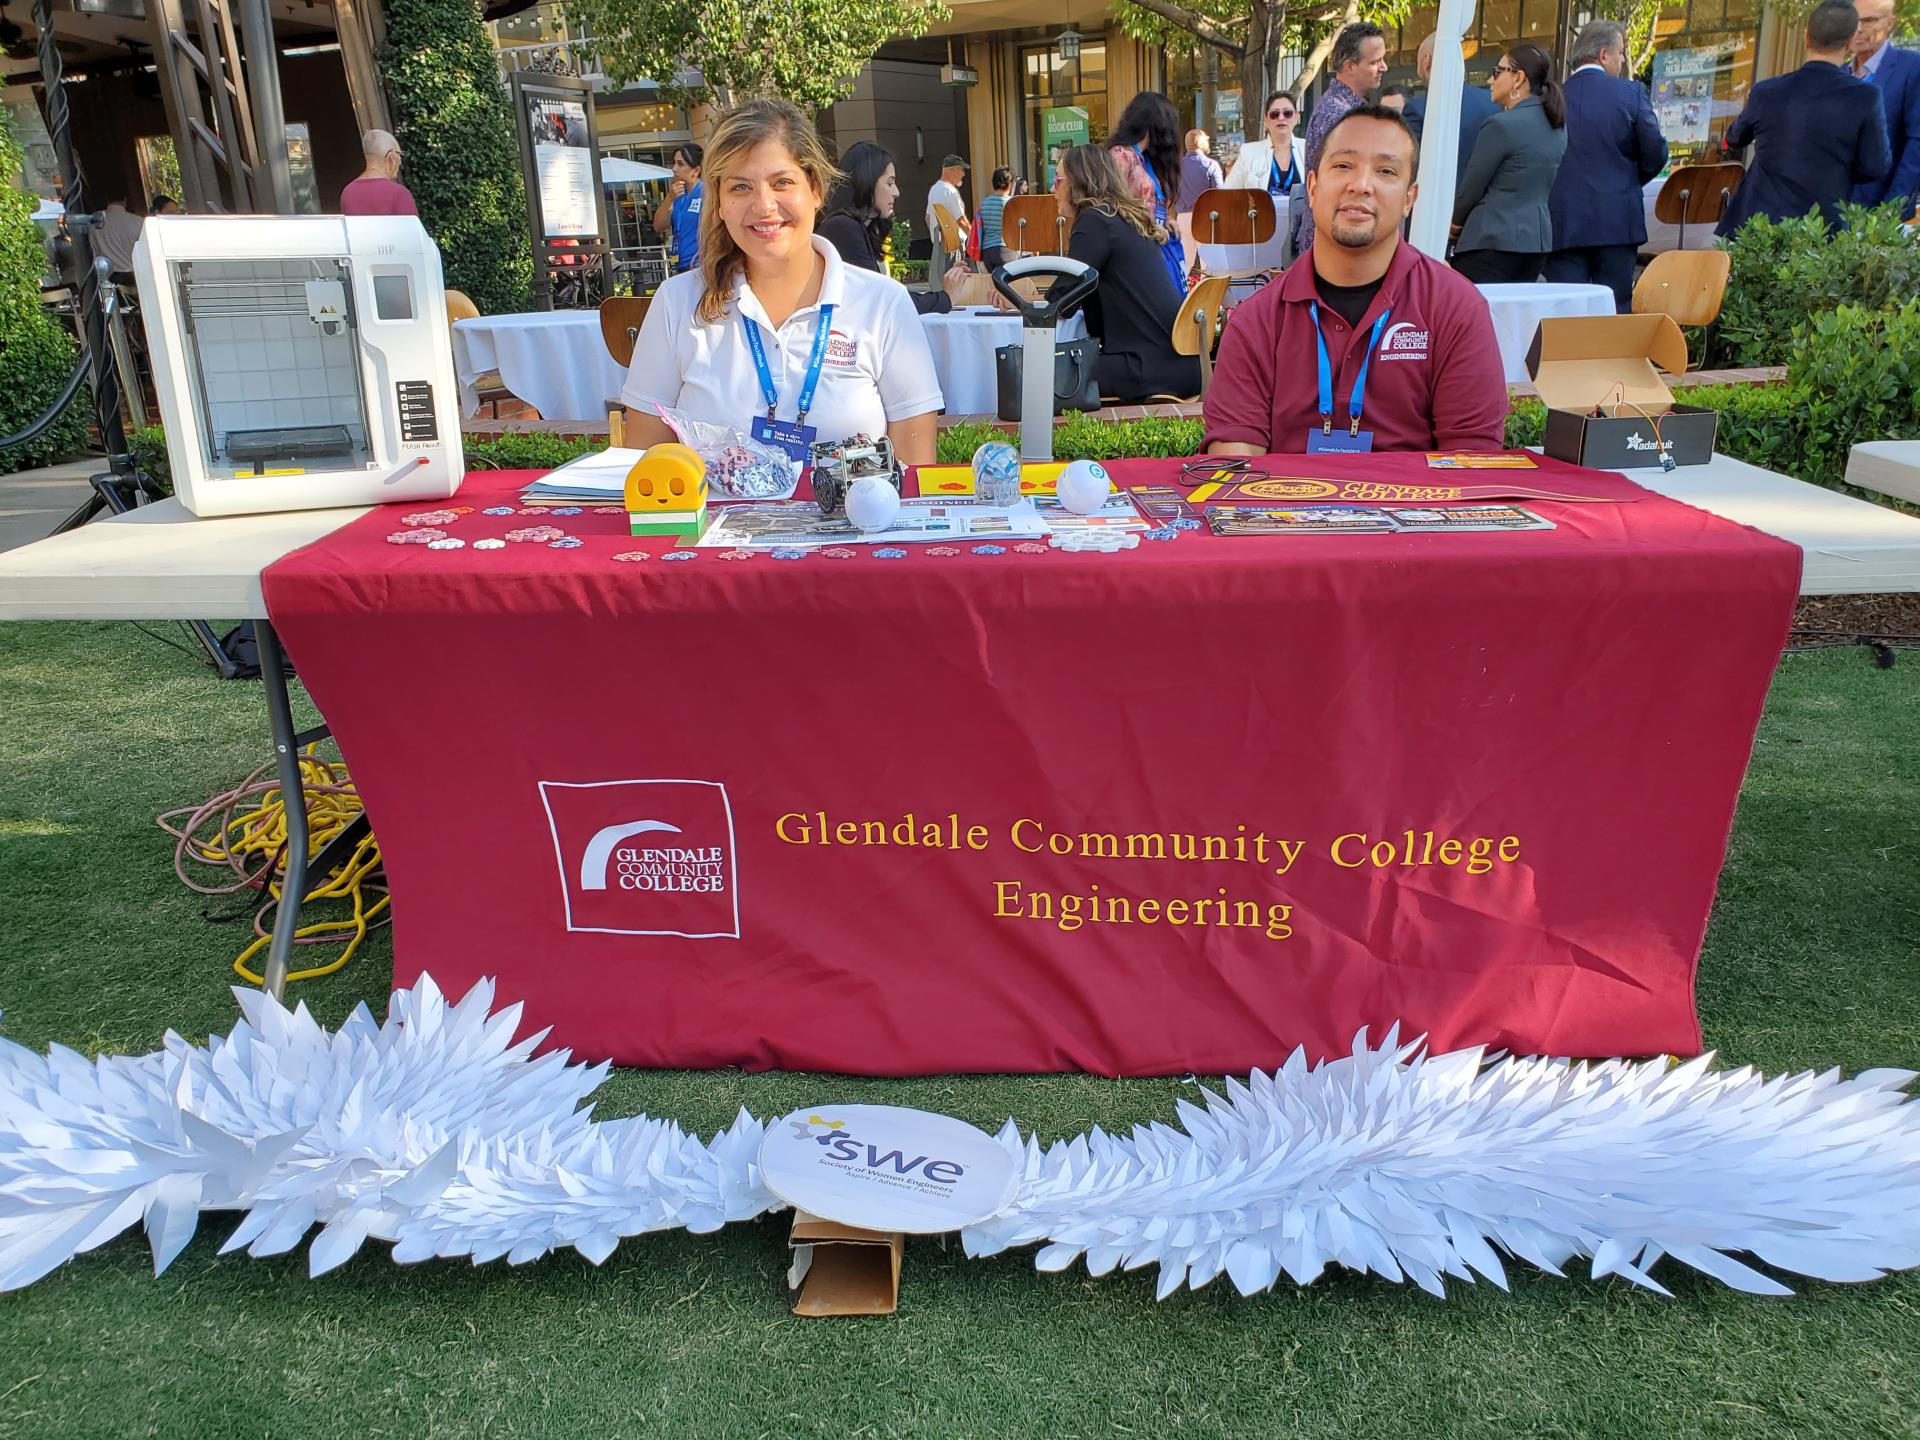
xmin=1848 ymin=0 xmax=1920 ymax=218
xmin=1717 ymin=0 xmax=1891 ymax=236
xmin=1544 ymin=19 xmax=1668 ymax=311
xmin=1404 ymin=32 xmax=1499 ymax=188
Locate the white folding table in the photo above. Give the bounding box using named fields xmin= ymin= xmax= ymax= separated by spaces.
xmin=0 ymin=498 xmax=371 ymax=997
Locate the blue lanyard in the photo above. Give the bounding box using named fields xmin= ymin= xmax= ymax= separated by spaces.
xmin=742 ymin=302 xmax=835 ymax=424
xmin=1309 ymin=301 xmax=1391 ymax=436
xmin=1268 ymin=153 xmax=1297 ymax=194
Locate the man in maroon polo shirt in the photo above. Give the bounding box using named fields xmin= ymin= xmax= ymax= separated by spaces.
xmin=1203 ymin=104 xmax=1508 ymax=457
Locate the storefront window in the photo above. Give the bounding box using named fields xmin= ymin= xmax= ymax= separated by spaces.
xmin=1649 ymin=22 xmax=1756 ymax=168
xmin=1164 ymin=46 xmax=1244 ymax=139
xmin=1022 ymin=38 xmax=1109 ymax=187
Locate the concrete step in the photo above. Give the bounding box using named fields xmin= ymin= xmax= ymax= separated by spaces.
xmin=0 ymin=456 xmax=106 ymax=554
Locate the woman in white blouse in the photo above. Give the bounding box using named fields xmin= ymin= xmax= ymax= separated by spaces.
xmin=1221 ymin=89 xmax=1309 ymax=195
xmin=621 ymin=99 xmax=944 ymax=465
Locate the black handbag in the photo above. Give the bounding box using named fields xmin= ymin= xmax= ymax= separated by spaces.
xmin=993 ymin=335 xmax=1102 ymax=420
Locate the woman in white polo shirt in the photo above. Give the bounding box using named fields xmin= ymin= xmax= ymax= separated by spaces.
xmin=621 ymin=99 xmax=945 ymax=466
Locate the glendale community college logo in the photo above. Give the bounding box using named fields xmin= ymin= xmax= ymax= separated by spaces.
xmin=1379 ymin=320 xmax=1430 ymax=362
xmin=538 ymin=778 xmax=739 ymax=938
xmin=760 ymin=1105 xmax=1020 ymax=1233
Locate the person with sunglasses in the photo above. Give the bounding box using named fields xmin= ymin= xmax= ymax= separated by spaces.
xmin=1216 ymin=90 xmax=1309 ymax=272
xmin=1450 ymin=45 xmax=1568 ymax=284
xmin=1223 ymin=90 xmax=1309 ymax=197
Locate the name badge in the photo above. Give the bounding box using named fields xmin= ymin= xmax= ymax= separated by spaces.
xmin=751 ymin=415 xmax=819 ymax=463
xmin=1306 ymin=428 xmax=1375 ymax=455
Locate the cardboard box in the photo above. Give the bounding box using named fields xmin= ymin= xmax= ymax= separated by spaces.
xmin=786 ymin=1211 xmax=904 ymax=1317
xmin=1525 ymin=314 xmax=1718 ymax=469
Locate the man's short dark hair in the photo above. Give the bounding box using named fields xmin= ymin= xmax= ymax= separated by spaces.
xmin=1807 ymin=0 xmax=1858 ymax=48
xmin=1331 ymin=21 xmax=1387 ymax=75
xmin=1315 ymin=101 xmax=1420 ymax=173
xmin=1380 ymin=82 xmax=1413 ymax=100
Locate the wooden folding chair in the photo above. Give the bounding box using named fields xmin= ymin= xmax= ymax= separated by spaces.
xmin=1653 ymin=162 xmax=1744 ymax=251
xmin=932 ymin=203 xmax=965 ymax=262
xmin=599 ymin=296 xmax=651 ymax=445
xmin=1171 ymin=275 xmax=1231 ymax=397
xmin=1187 ymin=187 xmax=1279 ymax=279
xmin=445 ymin=288 xmax=514 ymax=419
xmin=1632 ymin=249 xmax=1731 ymax=370
xmin=1001 ymin=195 xmax=1071 ymax=257
xmin=1632 ymin=250 xmax=1730 ymax=329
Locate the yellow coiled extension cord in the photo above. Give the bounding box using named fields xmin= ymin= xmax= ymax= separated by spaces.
xmin=157 ymin=747 xmax=389 ymax=985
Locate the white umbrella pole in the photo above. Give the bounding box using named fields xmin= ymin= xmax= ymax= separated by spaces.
xmin=1409 ymin=0 xmax=1478 ymax=260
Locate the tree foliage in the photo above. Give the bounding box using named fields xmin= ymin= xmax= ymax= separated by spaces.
xmin=1112 ymin=0 xmax=1414 ymax=139
xmin=1585 ymin=0 xmax=1672 ymax=77
xmin=382 ymin=0 xmax=533 ymax=314
xmin=0 ymin=96 xmax=89 ymax=474
xmin=566 ymin=0 xmax=952 ymax=112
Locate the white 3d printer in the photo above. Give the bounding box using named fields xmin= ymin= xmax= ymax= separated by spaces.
xmin=133 ymin=215 xmax=465 ymax=517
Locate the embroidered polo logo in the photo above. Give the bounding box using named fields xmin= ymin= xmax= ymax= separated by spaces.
xmin=1379 ymin=321 xmax=1430 ymax=362
xmin=825 ymin=330 xmax=860 ymax=367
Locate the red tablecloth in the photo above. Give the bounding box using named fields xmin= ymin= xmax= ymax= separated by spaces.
xmin=262 ymin=454 xmax=1799 ymax=1075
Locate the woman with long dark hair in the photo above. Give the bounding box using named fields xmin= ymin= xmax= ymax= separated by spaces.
xmin=1450 ymin=44 xmax=1569 ymax=284
xmin=1053 ymin=143 xmax=1201 ymax=402
xmin=1107 ymin=91 xmax=1188 ymax=293
xmin=619 ymin=101 xmax=944 ymax=465
xmin=817 ymin=140 xmax=969 ymax=314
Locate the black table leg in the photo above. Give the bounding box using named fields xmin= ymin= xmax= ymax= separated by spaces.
xmin=251 ymin=619 xmax=318 ymax=1001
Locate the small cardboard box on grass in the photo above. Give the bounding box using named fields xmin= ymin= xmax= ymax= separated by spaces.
xmin=786 ymin=1211 xmax=905 ymax=1317
xmin=1525 ymin=314 xmax=1718 ymax=470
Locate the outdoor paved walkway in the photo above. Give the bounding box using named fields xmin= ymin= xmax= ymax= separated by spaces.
xmin=0 ymin=457 xmax=102 ymax=554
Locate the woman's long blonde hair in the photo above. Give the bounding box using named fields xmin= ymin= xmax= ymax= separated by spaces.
xmin=694 ymin=99 xmax=842 ymax=323
xmin=1058 ymin=144 xmax=1166 ymax=243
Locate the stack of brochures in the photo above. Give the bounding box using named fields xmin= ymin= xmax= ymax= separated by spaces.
xmin=517 ymin=449 xmax=645 ymax=507
xmin=1205 ymin=504 xmax=1556 ymax=537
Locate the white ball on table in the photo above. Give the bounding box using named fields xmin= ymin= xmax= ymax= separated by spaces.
xmin=845 ymin=474 xmax=902 ymax=532
xmin=1056 ymin=459 xmax=1112 ymax=515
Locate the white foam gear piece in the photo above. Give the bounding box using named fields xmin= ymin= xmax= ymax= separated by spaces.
xmin=2 ymin=988 xmax=1918 ymax=1297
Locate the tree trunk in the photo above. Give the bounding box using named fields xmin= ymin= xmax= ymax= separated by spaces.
xmin=1290 ymin=0 xmax=1359 ymax=102
xmin=1239 ymin=0 xmax=1275 ymax=137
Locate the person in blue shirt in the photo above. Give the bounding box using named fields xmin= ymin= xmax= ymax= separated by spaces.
xmin=1717 ymin=0 xmax=1890 ymax=236
xmin=1847 ymin=0 xmax=1920 ymax=219
xmin=1404 ymin=33 xmax=1500 ymax=189
xmin=1544 ymin=19 xmax=1668 ymax=312
xmin=978 ymin=167 xmax=1014 ymax=268
xmin=652 ymin=143 xmax=706 ymax=273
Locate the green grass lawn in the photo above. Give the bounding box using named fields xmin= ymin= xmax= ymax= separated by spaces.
xmin=1 ymin=621 xmax=1916 ymax=1440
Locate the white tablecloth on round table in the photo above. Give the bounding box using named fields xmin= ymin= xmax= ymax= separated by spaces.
xmin=920 ymin=307 xmax=1089 ymax=416
xmin=451 ymin=311 xmax=629 ymax=423
xmin=1477 ymin=283 xmax=1618 ymax=384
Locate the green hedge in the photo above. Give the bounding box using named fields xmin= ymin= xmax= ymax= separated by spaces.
xmin=135 ymin=352 xmax=1917 ymax=502
xmin=382 ymin=0 xmax=532 ymax=316
xmin=0 ymin=105 xmax=90 ymax=473
xmin=1719 ymin=203 xmax=1920 ymax=370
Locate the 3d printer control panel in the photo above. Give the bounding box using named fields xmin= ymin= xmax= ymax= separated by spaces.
xmin=396 ymin=381 xmax=438 ymax=443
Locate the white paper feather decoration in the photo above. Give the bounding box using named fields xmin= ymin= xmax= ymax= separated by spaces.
xmin=3 ymin=983 xmax=1917 ymax=1300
